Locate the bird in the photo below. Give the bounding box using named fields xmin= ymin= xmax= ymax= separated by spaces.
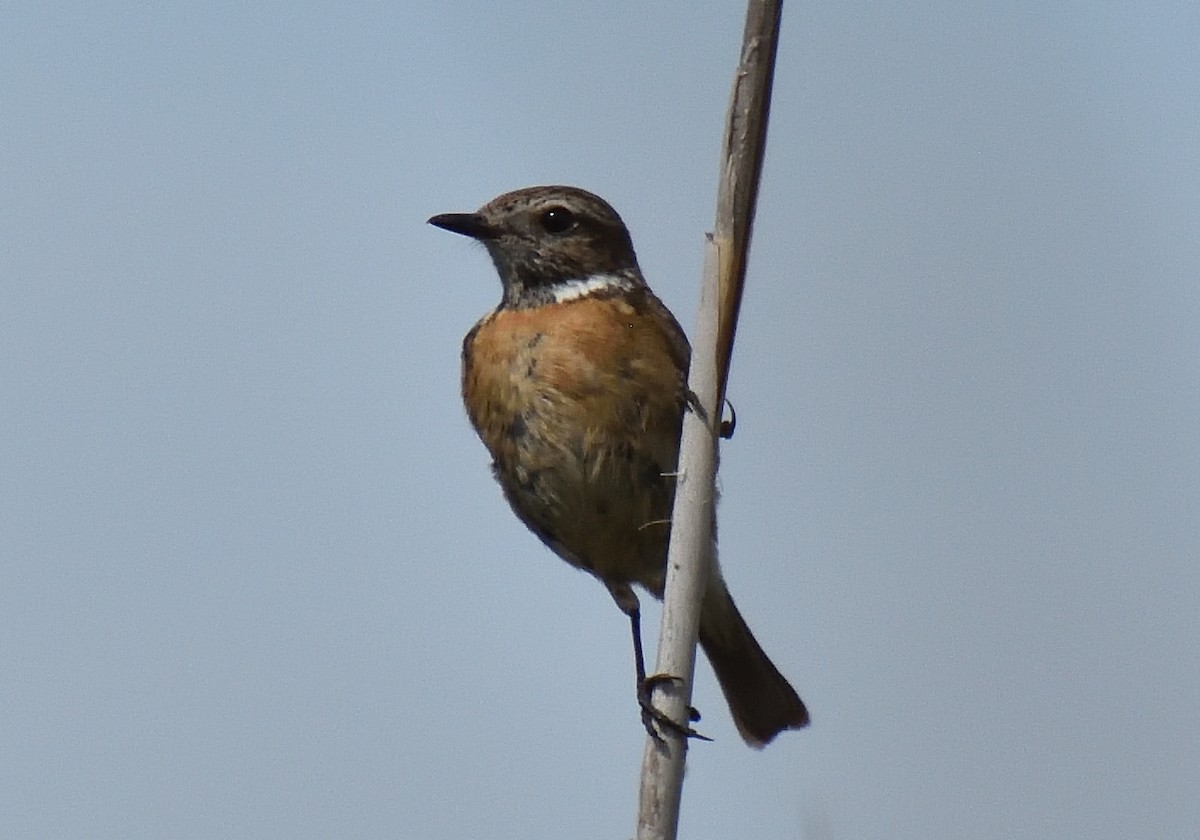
xmin=428 ymin=185 xmax=809 ymax=747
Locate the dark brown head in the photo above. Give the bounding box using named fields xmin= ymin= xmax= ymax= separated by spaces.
xmin=428 ymin=186 xmax=647 ymax=309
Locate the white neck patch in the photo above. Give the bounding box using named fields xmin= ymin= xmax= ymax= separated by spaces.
xmin=549 ymin=273 xmax=635 ymax=304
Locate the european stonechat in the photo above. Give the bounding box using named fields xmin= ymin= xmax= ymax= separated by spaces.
xmin=429 ymin=185 xmax=808 ymax=746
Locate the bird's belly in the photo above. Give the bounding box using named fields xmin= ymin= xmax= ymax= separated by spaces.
xmin=462 ymin=300 xmax=686 ymax=591
xmin=491 ymin=407 xmax=675 ymax=591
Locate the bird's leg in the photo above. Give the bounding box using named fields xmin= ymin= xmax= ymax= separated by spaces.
xmin=685 ymin=387 xmax=735 ymax=441
xmin=608 ymin=582 xmax=709 ymax=744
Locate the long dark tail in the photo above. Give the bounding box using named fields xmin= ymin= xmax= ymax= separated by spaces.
xmin=699 ymin=580 xmax=809 ymax=747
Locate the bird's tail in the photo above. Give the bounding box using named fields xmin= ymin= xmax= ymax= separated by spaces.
xmin=699 ymin=581 xmax=810 ymax=747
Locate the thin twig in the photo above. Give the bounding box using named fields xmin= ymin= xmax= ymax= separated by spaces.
xmin=634 ymin=2 xmax=783 ymax=839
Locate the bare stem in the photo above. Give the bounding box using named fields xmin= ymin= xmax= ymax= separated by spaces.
xmin=634 ymin=2 xmax=783 ymax=839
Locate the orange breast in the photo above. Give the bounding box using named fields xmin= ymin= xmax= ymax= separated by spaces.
xmin=461 ymin=291 xmax=690 ymax=589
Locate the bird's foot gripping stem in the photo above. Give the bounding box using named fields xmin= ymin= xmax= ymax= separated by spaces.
xmin=637 ymin=673 xmax=711 ymax=745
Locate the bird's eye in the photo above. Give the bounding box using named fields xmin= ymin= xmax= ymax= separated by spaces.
xmin=539 ymin=206 xmax=577 ymax=234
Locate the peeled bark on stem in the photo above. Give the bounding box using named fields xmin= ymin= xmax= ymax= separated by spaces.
xmin=635 ymin=2 xmax=782 ymax=839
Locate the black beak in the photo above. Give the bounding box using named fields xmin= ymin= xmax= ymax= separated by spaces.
xmin=427 ymin=212 xmax=498 ymax=240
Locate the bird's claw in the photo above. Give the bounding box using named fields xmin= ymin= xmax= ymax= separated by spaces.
xmin=637 ymin=673 xmax=711 ymax=744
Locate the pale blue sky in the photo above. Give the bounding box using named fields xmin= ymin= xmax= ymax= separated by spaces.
xmin=3 ymin=3 xmax=1198 ymax=838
